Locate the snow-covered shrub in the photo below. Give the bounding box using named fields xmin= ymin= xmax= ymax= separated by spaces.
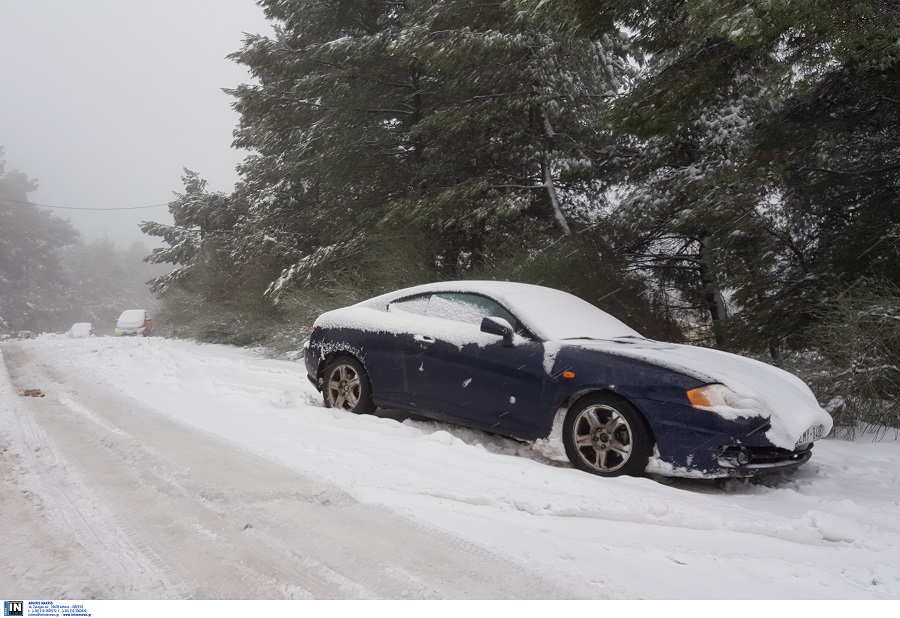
xmin=781 ymin=284 xmax=900 ymax=435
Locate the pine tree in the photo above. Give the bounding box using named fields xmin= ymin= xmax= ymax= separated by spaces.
xmin=739 ymin=61 xmax=900 ymax=350
xmin=225 ymin=0 xmax=421 ymax=296
xmin=382 ymin=0 xmax=631 ymax=275
xmin=223 ymin=0 xmax=631 ymax=295
xmin=519 ymin=0 xmax=900 ymax=350
xmin=0 ymin=149 xmax=79 ymax=332
xmin=141 ymin=169 xmax=241 ymax=301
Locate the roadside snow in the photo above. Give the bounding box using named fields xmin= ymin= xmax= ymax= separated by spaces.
xmin=2 ymin=335 xmax=900 ymax=599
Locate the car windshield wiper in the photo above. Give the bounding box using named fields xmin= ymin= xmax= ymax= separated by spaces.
xmin=561 ymin=336 xmax=618 ymax=341
xmin=560 ymin=335 xmax=649 ymax=343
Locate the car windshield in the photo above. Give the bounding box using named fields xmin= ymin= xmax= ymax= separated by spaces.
xmin=499 ymin=288 xmax=641 ymax=342
xmin=117 ymin=310 xmax=146 ymax=325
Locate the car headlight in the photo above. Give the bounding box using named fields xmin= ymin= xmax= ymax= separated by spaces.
xmin=686 ymin=384 xmax=752 ymax=409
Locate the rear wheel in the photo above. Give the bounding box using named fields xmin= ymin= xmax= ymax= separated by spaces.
xmin=562 ymin=393 xmax=653 ymax=477
xmin=322 ymin=356 xmax=376 ymax=414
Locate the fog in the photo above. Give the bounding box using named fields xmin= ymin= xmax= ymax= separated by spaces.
xmin=0 ymin=0 xmax=272 ymax=246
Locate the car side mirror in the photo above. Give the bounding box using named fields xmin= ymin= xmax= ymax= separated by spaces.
xmin=480 ymin=316 xmax=515 ymax=347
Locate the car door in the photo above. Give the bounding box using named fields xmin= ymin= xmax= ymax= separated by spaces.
xmin=393 ymin=292 xmax=548 ymax=438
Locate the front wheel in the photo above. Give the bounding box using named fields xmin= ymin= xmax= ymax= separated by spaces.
xmin=322 ymin=356 xmax=376 ymax=414
xmin=562 ymin=393 xmax=653 ymax=477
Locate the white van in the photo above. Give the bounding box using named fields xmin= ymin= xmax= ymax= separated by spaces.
xmin=115 ymin=309 xmax=152 ymax=337
xmin=68 ymin=322 xmax=95 ymax=338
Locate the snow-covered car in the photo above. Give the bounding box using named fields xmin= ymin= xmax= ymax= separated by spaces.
xmin=304 ymin=282 xmax=833 ymax=479
xmin=115 ymin=309 xmax=152 ymax=337
xmin=67 ymin=322 xmax=95 ymax=338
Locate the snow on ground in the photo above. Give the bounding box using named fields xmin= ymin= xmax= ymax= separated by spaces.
xmin=2 ymin=335 xmax=900 ymax=599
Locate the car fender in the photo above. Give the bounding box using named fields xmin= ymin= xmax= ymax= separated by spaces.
xmin=543 ymin=345 xmax=706 ymax=437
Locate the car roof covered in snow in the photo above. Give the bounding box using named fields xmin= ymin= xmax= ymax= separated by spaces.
xmin=357 ymin=281 xmax=640 ymax=341
xmin=117 ymin=309 xmax=147 ymax=324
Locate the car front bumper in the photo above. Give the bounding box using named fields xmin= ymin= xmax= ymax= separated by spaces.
xmin=632 ymin=396 xmax=820 ymax=477
xmin=715 ymin=443 xmax=814 ymax=475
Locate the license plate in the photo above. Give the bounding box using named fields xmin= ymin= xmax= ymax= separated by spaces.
xmin=796 ymin=424 xmax=826 ymax=445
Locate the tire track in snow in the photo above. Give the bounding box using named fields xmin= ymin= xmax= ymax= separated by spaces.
xmin=0 ymin=344 xmax=177 ymax=598
xmin=3 ymin=342 xmax=589 ymax=599
xmin=3 ymin=344 xmax=349 ymax=599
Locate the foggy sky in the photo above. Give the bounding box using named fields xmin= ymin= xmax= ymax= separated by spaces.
xmin=0 ymin=0 xmax=272 ymax=247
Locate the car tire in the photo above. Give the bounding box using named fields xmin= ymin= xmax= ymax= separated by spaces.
xmin=562 ymin=393 xmax=653 ymax=477
xmin=322 ymin=356 xmax=376 ymax=414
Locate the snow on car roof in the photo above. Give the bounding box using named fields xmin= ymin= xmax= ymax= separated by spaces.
xmin=68 ymin=323 xmax=94 ymax=337
xmin=117 ymin=309 xmax=147 ymax=324
xmin=358 ymin=281 xmax=640 ymax=341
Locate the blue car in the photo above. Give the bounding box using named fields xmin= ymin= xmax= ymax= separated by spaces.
xmin=304 ymin=282 xmax=832 ymax=478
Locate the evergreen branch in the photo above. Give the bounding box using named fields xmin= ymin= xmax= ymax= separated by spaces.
xmin=799 ymin=163 xmax=900 ymax=177
xmin=286 ymin=50 xmax=416 ymax=90
xmin=363 ymin=108 xmax=415 ymax=115
xmin=349 ymin=17 xmax=376 ymax=36
xmin=624 ymin=262 xmax=703 ymax=273
xmin=627 ymin=253 xmax=706 ymax=266
xmin=454 ymin=91 xmax=530 ymax=106
xmin=145 ymin=222 xmax=235 ymax=236
xmin=283 ymin=97 xmax=331 ymax=110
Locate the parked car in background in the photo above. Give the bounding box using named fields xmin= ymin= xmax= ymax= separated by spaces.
xmin=67 ymin=322 xmax=95 ymax=338
xmin=115 ymin=309 xmax=152 ymax=337
xmin=304 ymin=281 xmax=833 ymax=479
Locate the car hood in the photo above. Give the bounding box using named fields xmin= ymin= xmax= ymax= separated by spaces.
xmin=563 ymin=338 xmax=833 ymax=450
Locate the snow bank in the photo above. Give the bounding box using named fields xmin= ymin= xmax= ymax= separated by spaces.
xmin=2 ymin=336 xmax=899 ymax=600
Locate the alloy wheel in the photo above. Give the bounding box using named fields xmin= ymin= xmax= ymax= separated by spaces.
xmin=570 ymin=404 xmax=634 ymax=473
xmin=326 ymin=363 xmax=362 ymax=411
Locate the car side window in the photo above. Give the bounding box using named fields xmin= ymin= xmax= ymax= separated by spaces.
xmin=426 ymin=293 xmax=523 ymax=332
xmin=387 ymin=294 xmax=431 ymax=316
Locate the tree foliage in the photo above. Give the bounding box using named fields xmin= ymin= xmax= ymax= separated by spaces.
xmin=223 ymin=0 xmax=632 ymax=286
xmin=781 ymin=283 xmax=900 ymax=435
xmin=1 ymin=149 xmax=159 ymax=335
xmin=520 ymin=0 xmax=900 ymax=349
xmin=145 ymin=0 xmax=668 ymax=339
xmin=0 ymin=149 xmax=79 ymax=332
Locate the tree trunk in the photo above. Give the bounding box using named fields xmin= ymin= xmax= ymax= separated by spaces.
xmin=698 ymin=234 xmax=728 ymax=346
xmin=536 ymin=107 xmax=571 ymax=236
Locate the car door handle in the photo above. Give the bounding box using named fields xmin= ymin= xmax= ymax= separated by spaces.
xmin=413 ymin=335 xmax=436 ymax=344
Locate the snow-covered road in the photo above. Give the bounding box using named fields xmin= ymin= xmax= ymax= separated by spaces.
xmin=2 ymin=336 xmax=899 ymax=599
